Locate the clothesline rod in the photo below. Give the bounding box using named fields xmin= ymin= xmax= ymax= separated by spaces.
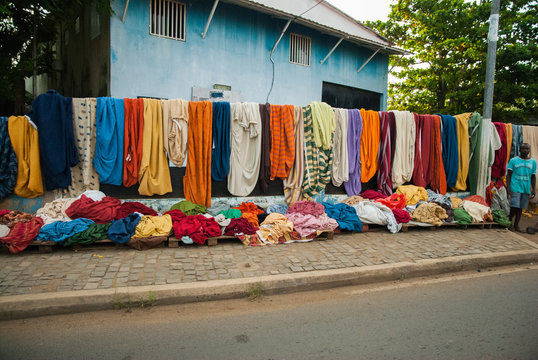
xmin=202 ymin=0 xmax=220 ymax=39
xmin=320 ymin=37 xmax=346 ymax=64
xmin=356 ymin=48 xmax=381 ymax=73
xmin=121 ymin=0 xmax=130 ymax=23
xmin=270 ymin=18 xmax=293 ymax=55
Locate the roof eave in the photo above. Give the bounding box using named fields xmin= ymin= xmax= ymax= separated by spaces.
xmin=221 ymin=0 xmax=409 ymax=56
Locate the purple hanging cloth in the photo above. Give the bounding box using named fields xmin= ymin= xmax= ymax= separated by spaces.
xmin=344 ymin=109 xmax=363 ymax=195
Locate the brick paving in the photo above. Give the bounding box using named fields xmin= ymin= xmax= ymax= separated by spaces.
xmin=0 ymin=228 xmax=536 ymax=296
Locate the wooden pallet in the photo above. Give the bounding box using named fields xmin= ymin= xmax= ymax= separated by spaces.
xmin=23 ymin=239 xmax=122 ymax=253
xmin=401 ymin=221 xmax=502 ymax=232
xmin=168 ymin=230 xmax=334 ymax=247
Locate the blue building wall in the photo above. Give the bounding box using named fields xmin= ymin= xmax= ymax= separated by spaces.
xmin=110 ymin=0 xmax=388 ymax=108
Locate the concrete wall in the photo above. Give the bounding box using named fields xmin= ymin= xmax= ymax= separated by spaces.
xmin=110 ymin=0 xmax=388 ymax=108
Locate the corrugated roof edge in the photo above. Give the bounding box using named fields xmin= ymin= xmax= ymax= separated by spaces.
xmin=221 ymin=0 xmax=409 ymax=55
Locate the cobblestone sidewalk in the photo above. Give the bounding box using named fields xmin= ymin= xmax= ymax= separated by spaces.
xmin=1 ymin=228 xmax=537 ymax=297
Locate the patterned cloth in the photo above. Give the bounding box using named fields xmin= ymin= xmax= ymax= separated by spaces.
xmin=283 ymin=105 xmax=305 ymax=204
xmin=0 ymin=117 xmax=17 ymax=200
xmin=270 ymin=104 xmax=295 ymax=179
xmin=65 ymin=98 xmax=99 ymax=196
xmin=301 ymin=104 xmax=333 ymax=199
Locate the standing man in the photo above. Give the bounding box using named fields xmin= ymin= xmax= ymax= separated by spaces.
xmin=506 ymin=143 xmax=536 ymax=232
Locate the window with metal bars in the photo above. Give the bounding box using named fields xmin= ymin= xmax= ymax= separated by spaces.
xmin=289 ymin=33 xmax=311 ymax=66
xmin=150 ymin=0 xmax=186 ymax=41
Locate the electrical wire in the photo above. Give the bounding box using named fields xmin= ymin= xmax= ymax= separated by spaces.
xmin=265 ymin=0 xmax=325 ymax=103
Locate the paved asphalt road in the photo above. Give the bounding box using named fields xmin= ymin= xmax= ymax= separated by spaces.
xmin=1 ymin=267 xmax=537 ymax=360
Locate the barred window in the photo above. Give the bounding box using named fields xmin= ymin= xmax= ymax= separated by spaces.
xmin=290 ymin=33 xmax=311 ymax=66
xmin=150 ymin=0 xmax=186 ymax=41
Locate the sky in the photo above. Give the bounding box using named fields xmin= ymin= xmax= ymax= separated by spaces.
xmin=326 ymin=0 xmax=395 ymax=22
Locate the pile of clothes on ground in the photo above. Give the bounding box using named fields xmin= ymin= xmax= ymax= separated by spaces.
xmin=0 ymin=184 xmax=511 ymax=254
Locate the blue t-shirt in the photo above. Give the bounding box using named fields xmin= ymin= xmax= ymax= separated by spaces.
xmin=507 ymin=156 xmax=537 ymax=194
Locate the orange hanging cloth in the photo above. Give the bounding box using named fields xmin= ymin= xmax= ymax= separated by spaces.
xmin=184 ymin=101 xmax=213 ymax=207
xmin=123 ymin=98 xmax=144 ymax=187
xmin=360 ymin=109 xmax=380 ymax=183
xmin=429 ymin=115 xmax=447 ymax=194
xmin=505 ymin=123 xmax=512 ymax=165
xmin=269 ymin=104 xmax=295 ymax=179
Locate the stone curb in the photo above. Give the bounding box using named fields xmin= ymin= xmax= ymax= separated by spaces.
xmin=1 ymin=249 xmax=537 ymax=321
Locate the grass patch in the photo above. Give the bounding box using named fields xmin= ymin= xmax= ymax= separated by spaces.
xmin=248 ymin=282 xmax=263 ymax=300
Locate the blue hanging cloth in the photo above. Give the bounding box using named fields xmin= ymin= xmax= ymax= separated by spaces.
xmin=439 ymin=114 xmax=459 ymax=188
xmin=29 ymin=90 xmax=78 ymax=190
xmin=94 ymin=97 xmax=125 ymax=185
xmin=211 ymin=101 xmax=231 ymax=181
xmin=0 ymin=117 xmax=17 ymax=200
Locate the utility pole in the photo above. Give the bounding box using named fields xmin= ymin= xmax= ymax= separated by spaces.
xmin=482 ymin=0 xmax=501 ymax=120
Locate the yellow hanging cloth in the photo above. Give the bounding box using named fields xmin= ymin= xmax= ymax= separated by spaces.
xmin=138 ymin=99 xmax=172 ymax=196
xmin=7 ymin=116 xmax=43 ymax=198
xmin=452 ymin=113 xmax=472 ymax=191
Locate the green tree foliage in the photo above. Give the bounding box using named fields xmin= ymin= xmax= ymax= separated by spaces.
xmin=0 ymin=0 xmax=111 ymax=113
xmin=367 ymin=0 xmax=537 ymax=122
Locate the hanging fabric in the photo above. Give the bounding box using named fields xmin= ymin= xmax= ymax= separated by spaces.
xmin=331 ymin=108 xmax=349 ymax=187
xmin=360 ymin=109 xmax=380 ymax=183
xmin=310 ymin=101 xmax=335 ymax=150
xmin=377 ymin=111 xmax=392 ymax=195
xmin=505 ymin=123 xmax=512 ymax=165
xmin=123 ymin=98 xmax=144 ymax=187
xmin=0 ymin=117 xmax=17 ymax=200
xmin=511 ymin=124 xmax=523 ymax=158
xmin=65 ymin=98 xmax=99 ymax=196
xmin=283 ymin=105 xmax=305 ymax=204
xmin=469 ymin=114 xmax=501 ymax=197
xmin=344 ymin=109 xmax=363 ymax=195
xmin=412 ymin=114 xmax=433 ymax=187
xmin=211 ymin=101 xmax=231 ymax=181
xmin=439 ymin=114 xmax=459 ymax=188
xmin=270 ymin=104 xmax=295 ymax=179
xmin=138 ymin=99 xmax=172 ymax=196
xmin=429 ymin=115 xmax=447 ymax=194
xmin=452 ymin=113 xmax=471 ymax=191
xmin=390 ymin=110 xmax=415 ymax=188
xmin=30 ymin=90 xmax=78 ymax=190
xmin=94 ymin=97 xmax=124 ymax=185
xmin=7 ymin=116 xmax=43 ymax=198
xmin=228 ymin=102 xmax=262 ymax=197
xmin=302 ymin=102 xmax=334 ymax=199
xmin=183 ymin=101 xmax=213 ymax=205
xmin=491 ymin=122 xmax=507 ymax=179
xmin=161 ymin=98 xmax=189 ymax=167
xmin=257 ymin=103 xmax=271 ymax=192
xmin=522 ymin=125 xmax=538 ymax=174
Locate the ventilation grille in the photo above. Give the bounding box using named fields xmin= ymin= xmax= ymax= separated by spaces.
xmin=290 ymin=33 xmax=311 ymax=66
xmin=150 ymin=0 xmax=186 ymax=41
